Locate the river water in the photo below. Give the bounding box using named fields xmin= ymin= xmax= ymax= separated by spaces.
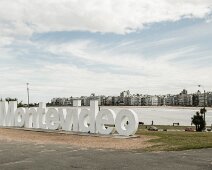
xmin=82 ymin=106 xmax=212 ymax=126
xmin=101 ymin=106 xmax=212 ymax=126
xmin=53 ymin=106 xmax=212 ymax=126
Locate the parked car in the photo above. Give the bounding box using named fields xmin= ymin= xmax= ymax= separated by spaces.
xmin=185 ymin=127 xmax=194 ymax=132
xmin=148 ymin=126 xmax=158 ymax=131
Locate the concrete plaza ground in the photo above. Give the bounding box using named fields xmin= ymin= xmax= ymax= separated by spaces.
xmin=0 ymin=134 xmax=211 ymax=170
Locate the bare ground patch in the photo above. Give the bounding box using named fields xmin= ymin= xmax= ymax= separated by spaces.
xmin=0 ymin=128 xmax=156 ymax=150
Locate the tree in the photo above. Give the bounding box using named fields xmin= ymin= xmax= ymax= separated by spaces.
xmin=200 ymin=108 xmax=207 ymax=127
xmin=200 ymin=108 xmax=207 ymax=114
xmin=5 ymin=98 xmax=18 ymax=102
xmin=17 ymin=101 xmax=24 ymax=108
xmin=191 ymin=111 xmax=205 ymax=131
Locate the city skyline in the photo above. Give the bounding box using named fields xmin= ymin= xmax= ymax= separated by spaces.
xmin=49 ymin=89 xmax=211 ymax=107
xmin=3 ymin=88 xmax=211 ymax=107
xmin=0 ymin=1 xmax=212 ymax=103
xmin=1 ymin=88 xmax=211 ymax=103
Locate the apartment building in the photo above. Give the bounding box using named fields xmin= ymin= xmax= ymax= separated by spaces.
xmin=164 ymin=95 xmax=174 ymax=106
xmin=178 ymin=89 xmax=193 ymax=106
xmin=198 ymin=93 xmax=208 ymax=107
xmin=207 ymin=92 xmax=212 ymax=107
xmin=151 ymin=96 xmax=160 ymax=106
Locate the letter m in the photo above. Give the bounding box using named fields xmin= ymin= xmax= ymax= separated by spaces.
xmin=0 ymin=101 xmax=17 ymax=126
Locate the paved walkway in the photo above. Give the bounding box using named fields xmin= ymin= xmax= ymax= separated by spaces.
xmin=0 ymin=140 xmax=211 ymax=170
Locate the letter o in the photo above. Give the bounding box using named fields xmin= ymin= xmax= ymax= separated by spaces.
xmin=115 ymin=109 xmax=138 ymax=136
xmin=15 ymin=108 xmax=26 ymax=127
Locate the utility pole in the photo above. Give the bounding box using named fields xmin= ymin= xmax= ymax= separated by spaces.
xmin=203 ymin=89 xmax=206 ymax=122
xmin=27 ymin=83 xmax=29 ymax=108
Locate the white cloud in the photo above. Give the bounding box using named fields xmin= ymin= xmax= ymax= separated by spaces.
xmin=41 ymin=39 xmax=212 ymax=93
xmin=0 ymin=0 xmax=212 ymax=102
xmin=0 ymin=0 xmax=211 ymax=36
xmin=0 ymin=54 xmax=211 ymax=103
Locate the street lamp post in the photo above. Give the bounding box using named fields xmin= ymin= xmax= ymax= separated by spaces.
xmin=198 ymin=85 xmax=206 ymax=124
xmin=27 ymin=83 xmax=29 ymax=108
xmin=204 ymin=90 xmax=206 ymax=109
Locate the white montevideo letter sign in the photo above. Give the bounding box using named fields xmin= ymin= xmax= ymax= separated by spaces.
xmin=0 ymin=100 xmax=139 ymax=136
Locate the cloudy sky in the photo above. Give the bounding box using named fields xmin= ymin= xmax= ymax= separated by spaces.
xmin=0 ymin=0 xmax=212 ymax=103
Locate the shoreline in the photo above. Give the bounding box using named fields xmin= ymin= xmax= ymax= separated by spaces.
xmin=48 ymin=105 xmax=212 ymax=110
